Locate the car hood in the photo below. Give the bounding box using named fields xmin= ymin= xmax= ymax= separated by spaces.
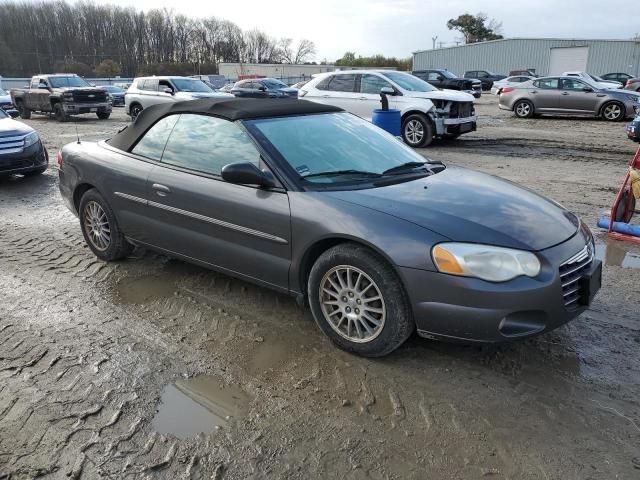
xmin=325 ymin=166 xmax=578 ymax=251
xmin=0 ymin=94 xmax=11 ymax=103
xmin=0 ymin=117 xmax=34 ymax=136
xmin=58 ymin=87 xmax=107 ymax=93
xmin=175 ymin=91 xmax=234 ymax=99
xmin=405 ymin=90 xmax=475 ymax=102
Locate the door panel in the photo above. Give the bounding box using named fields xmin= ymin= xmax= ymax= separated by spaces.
xmin=530 ymin=79 xmax=560 ymax=111
xmin=558 ymin=79 xmax=600 ymax=113
xmin=145 ymin=165 xmax=292 ymax=290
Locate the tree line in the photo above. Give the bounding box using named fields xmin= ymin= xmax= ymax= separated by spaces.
xmin=0 ymin=1 xmax=317 ymax=77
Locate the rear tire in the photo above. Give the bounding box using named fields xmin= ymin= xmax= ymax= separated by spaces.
xmin=308 ymin=243 xmax=414 ymax=357
xmin=17 ymin=102 xmax=31 ymax=119
xmin=401 ymin=113 xmax=434 ymax=148
xmin=600 ymin=101 xmax=625 ymax=122
xmin=513 ymin=100 xmax=534 ymax=118
xmin=54 ymin=104 xmax=68 ymax=122
xmin=79 ymin=189 xmax=131 ymax=262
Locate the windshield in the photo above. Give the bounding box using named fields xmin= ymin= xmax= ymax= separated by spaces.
xmin=247 ymin=112 xmax=441 ymax=185
xmin=0 ymin=88 xmax=7 ymax=96
xmin=440 ymin=70 xmax=457 ymax=79
xmin=381 ymin=71 xmax=437 ymax=92
xmin=588 ymin=74 xmax=606 ymax=83
xmin=0 ymin=108 xmax=7 ymax=119
xmin=171 ymin=78 xmax=213 ymax=93
xmin=262 ymin=79 xmax=288 ymax=89
xmin=49 ymin=76 xmax=91 ymax=88
xmin=103 ymin=86 xmax=124 ymax=93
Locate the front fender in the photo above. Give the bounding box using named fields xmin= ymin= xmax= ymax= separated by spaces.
xmin=398 ymin=99 xmax=434 ymax=117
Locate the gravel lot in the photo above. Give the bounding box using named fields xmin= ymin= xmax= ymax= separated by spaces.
xmin=1 ymin=96 xmax=639 ymax=479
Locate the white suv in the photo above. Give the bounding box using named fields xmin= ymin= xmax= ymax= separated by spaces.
xmin=125 ymin=76 xmax=233 ymax=119
xmin=300 ymin=70 xmax=477 ymax=147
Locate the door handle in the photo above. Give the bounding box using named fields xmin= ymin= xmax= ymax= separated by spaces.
xmin=561 ymin=92 xmax=570 ymax=95
xmin=152 ymin=183 xmax=171 ymax=196
xmin=322 ymin=95 xmax=330 ymax=98
xmin=358 ymin=97 xmax=367 ymax=100
xmin=531 ymin=90 xmax=537 ymax=94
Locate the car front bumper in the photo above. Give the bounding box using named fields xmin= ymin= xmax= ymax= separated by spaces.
xmin=0 ymin=141 xmax=48 ymax=175
xmin=399 ymin=232 xmax=601 ymax=343
xmin=62 ymin=102 xmax=112 ymax=114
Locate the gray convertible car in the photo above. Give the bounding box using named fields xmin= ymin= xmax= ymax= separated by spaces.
xmin=58 ymin=98 xmax=601 ymax=356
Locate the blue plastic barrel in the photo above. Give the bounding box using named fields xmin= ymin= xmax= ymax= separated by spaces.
xmin=597 ymin=217 xmax=640 ymax=237
xmin=372 ymin=109 xmax=401 ymax=137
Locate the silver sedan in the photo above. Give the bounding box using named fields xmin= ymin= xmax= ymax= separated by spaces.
xmin=499 ymin=76 xmax=640 ymax=121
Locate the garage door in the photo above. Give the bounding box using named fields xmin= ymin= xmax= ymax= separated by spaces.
xmin=548 ymin=46 xmax=589 ymax=75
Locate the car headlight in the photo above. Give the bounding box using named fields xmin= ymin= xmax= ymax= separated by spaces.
xmin=432 ymin=243 xmax=541 ymax=282
xmin=23 ymin=131 xmax=40 ymax=148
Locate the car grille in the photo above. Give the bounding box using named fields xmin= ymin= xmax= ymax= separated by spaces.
xmin=450 ymin=102 xmax=474 ymax=118
xmin=559 ymin=244 xmax=593 ymax=310
xmin=0 ymin=135 xmax=25 ymax=155
xmin=73 ymin=91 xmax=108 ymax=103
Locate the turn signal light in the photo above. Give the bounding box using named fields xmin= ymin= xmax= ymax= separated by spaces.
xmin=432 ymin=245 xmax=464 ymax=274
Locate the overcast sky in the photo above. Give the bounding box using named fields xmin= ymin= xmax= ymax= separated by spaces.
xmin=103 ymin=0 xmax=638 ymax=61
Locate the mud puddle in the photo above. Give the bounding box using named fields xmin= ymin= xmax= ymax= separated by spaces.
xmin=114 ymin=274 xmax=177 ymax=304
xmin=152 ymin=375 xmax=252 ymax=439
xmin=595 ymin=242 xmax=640 ymax=269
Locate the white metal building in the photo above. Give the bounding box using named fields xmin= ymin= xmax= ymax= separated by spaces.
xmin=413 ymin=38 xmax=640 ymax=77
xmin=217 ymin=63 xmax=396 ymax=82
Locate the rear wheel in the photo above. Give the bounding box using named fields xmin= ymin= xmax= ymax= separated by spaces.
xmin=514 ymin=100 xmax=534 ymax=118
xmin=54 ymin=104 xmax=68 ymax=122
xmin=308 ymin=243 xmax=414 ymax=357
xmin=79 ymin=189 xmax=131 ymax=261
xmin=401 ymin=113 xmax=434 ymax=148
xmin=601 ymin=101 xmax=625 ymax=122
xmin=17 ymin=102 xmax=31 ymax=119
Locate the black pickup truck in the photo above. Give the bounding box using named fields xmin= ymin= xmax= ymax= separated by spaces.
xmin=412 ymin=69 xmax=482 ymax=98
xmin=11 ymin=74 xmax=112 ymax=122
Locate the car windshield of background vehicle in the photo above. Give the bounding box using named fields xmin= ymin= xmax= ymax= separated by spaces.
xmin=441 ymin=70 xmax=457 ymax=79
xmin=104 ymin=86 xmax=124 ymax=93
xmin=171 ymin=79 xmax=212 ymax=93
xmin=262 ymin=79 xmax=287 ymax=89
xmin=0 ymin=109 xmax=8 ymax=119
xmin=0 ymin=88 xmax=7 ymax=95
xmin=248 ymin=113 xmax=441 ymax=184
xmin=381 ymin=72 xmax=437 ymax=92
xmin=49 ymin=76 xmax=91 ymax=88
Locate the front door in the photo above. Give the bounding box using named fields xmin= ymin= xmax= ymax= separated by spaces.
xmin=143 ymin=113 xmax=292 ymax=291
xmin=558 ymin=78 xmax=600 ymax=114
xmin=355 ymin=74 xmax=398 ymax=121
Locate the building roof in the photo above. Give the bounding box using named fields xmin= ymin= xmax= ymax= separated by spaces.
xmin=107 ymin=98 xmax=343 ymax=151
xmin=413 ymin=37 xmax=640 ymax=55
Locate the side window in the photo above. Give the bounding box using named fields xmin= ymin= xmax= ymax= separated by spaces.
xmin=161 ymin=114 xmax=260 ymax=177
xmin=533 ymin=78 xmax=559 ymax=89
xmin=359 ymin=74 xmax=392 ymax=94
xmin=561 ymin=79 xmax=587 ymax=91
xmin=131 ymin=115 xmax=179 ymax=160
xmin=30 ymin=78 xmax=40 ymax=89
xmin=476 ymin=71 xmax=488 ymax=78
xmin=327 ymin=74 xmax=356 ymax=93
xmin=141 ymin=79 xmax=159 ymax=91
xmin=315 ymin=76 xmax=332 ymax=91
xmin=158 ymin=79 xmax=174 ymax=92
xmin=427 ymin=72 xmax=441 ymax=81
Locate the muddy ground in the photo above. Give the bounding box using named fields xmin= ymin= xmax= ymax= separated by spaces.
xmin=1 ymin=96 xmax=639 ymax=479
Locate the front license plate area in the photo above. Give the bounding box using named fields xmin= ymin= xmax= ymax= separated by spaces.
xmin=579 ymin=260 xmax=602 ymax=306
xmin=460 ymin=123 xmax=473 ymax=133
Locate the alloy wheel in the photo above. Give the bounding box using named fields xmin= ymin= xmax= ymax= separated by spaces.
xmin=319 ymin=265 xmax=386 ymax=343
xmin=516 ymin=102 xmax=531 ymax=117
xmin=405 ymin=120 xmax=424 ymax=145
xmin=83 ymin=201 xmax=111 ymax=252
xmin=603 ymin=104 xmax=622 ymax=120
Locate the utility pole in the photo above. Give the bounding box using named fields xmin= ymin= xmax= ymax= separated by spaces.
xmin=438 ymin=42 xmax=445 ymax=49
xmin=432 ymin=36 xmax=438 ymax=49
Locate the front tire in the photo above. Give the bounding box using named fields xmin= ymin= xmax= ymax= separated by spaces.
xmin=129 ymin=103 xmax=143 ymax=120
xmin=601 ymin=101 xmax=625 ymax=122
xmin=97 ymin=111 xmax=110 ymax=120
xmin=513 ymin=100 xmax=534 ymax=118
xmin=17 ymin=102 xmax=31 ymax=119
xmin=54 ymin=104 xmax=68 ymax=122
xmin=308 ymin=243 xmax=414 ymax=357
xmin=401 ymin=113 xmax=434 ymax=148
xmin=79 ymin=189 xmax=131 ymax=261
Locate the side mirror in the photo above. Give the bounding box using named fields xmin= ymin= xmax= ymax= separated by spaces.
xmin=380 ymin=86 xmax=395 ymax=96
xmin=582 ymin=87 xmax=594 ymax=92
xmin=437 ymin=76 xmax=444 ymax=81
xmin=221 ymin=162 xmax=276 ymax=188
xmin=162 ymin=87 xmax=174 ymax=95
xmin=9 ymin=110 xmax=20 ymax=118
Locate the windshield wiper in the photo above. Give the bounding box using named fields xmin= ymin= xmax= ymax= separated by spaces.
xmin=383 ymin=160 xmax=445 ymax=175
xmin=301 ymin=169 xmax=382 ymax=179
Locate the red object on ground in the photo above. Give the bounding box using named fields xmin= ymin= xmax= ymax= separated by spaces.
xmin=608 ymin=145 xmax=640 ymax=244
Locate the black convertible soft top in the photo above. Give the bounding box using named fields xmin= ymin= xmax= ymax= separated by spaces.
xmin=107 ymin=97 xmax=343 ymax=152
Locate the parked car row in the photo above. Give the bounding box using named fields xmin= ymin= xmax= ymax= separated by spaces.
xmin=411 ymin=69 xmax=482 ymax=98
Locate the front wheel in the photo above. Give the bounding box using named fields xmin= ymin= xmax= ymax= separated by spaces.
xmin=308 ymin=243 xmax=414 ymax=357
xmin=513 ymin=100 xmax=534 ymax=118
xmin=17 ymin=103 xmax=31 ymax=119
xmin=97 ymin=111 xmax=110 ymax=120
xmin=54 ymin=104 xmax=68 ymax=122
xmin=601 ymin=102 xmax=625 ymax=122
xmin=79 ymin=189 xmax=131 ymax=261
xmin=129 ymin=104 xmax=143 ymax=120
xmin=401 ymin=113 xmax=434 ymax=148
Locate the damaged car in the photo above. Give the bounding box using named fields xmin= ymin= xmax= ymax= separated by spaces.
xmin=58 ymin=98 xmax=600 ymax=357
xmin=299 ymin=70 xmax=477 ymax=147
